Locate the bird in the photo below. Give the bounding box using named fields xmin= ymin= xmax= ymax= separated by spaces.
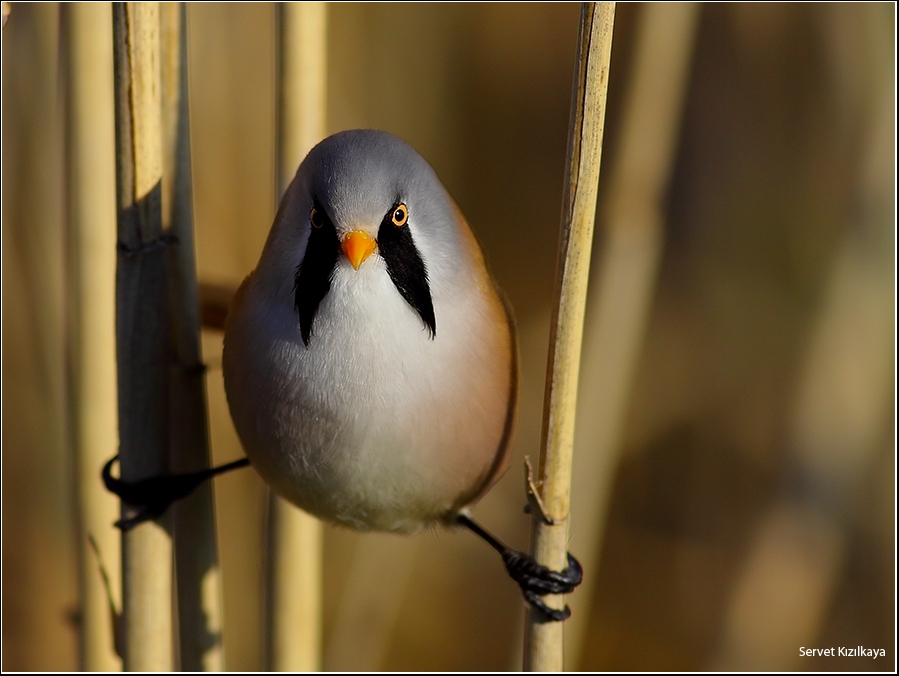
xmin=222 ymin=129 xmax=516 ymax=533
xmin=103 ymin=129 xmax=581 ymax=620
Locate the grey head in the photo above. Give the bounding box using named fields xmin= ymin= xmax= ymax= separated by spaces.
xmin=263 ymin=130 xmax=465 ymax=346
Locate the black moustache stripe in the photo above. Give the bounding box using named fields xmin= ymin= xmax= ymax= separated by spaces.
xmin=294 ymin=206 xmax=339 ymax=347
xmin=377 ymin=210 xmax=436 ymax=338
xmin=294 ymin=202 xmax=436 ymax=347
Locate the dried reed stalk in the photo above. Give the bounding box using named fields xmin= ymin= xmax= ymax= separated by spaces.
xmin=565 ymin=3 xmax=700 ymax=667
xmin=62 ymin=2 xmax=121 ymax=670
xmin=112 ymin=2 xmax=174 ymax=669
xmin=159 ymin=3 xmax=225 ymax=670
xmin=264 ymin=3 xmax=327 ymax=671
xmin=524 ymin=2 xmax=615 ymax=671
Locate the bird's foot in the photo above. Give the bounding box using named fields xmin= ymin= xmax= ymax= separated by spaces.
xmin=102 ymin=455 xmax=250 ymax=531
xmin=501 ymin=549 xmax=583 ymax=621
xmin=456 ymin=512 xmax=583 ymax=621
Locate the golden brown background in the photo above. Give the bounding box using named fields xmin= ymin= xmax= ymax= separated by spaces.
xmin=2 ymin=2 xmax=895 ymax=671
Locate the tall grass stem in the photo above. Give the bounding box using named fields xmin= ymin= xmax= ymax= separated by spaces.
xmin=524 ymin=3 xmax=615 ymax=670
xmin=564 ymin=3 xmax=700 ymax=667
xmin=159 ymin=3 xmax=225 ymax=670
xmin=62 ymin=3 xmax=121 ymax=670
xmin=264 ymin=3 xmax=327 ymax=671
xmin=112 ymin=2 xmax=174 ymax=669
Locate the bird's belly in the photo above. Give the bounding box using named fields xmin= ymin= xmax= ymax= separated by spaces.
xmin=224 ymin=277 xmax=512 ymax=533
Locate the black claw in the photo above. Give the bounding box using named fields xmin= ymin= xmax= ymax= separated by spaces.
xmin=102 ymin=454 xmax=250 ymax=531
xmin=523 ymin=590 xmax=571 ymax=622
xmin=506 ymin=552 xmax=581 ymax=621
xmin=502 ymin=550 xmax=583 ymax=596
xmin=456 ymin=513 xmax=583 ymax=622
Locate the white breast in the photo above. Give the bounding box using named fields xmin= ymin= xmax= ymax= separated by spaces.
xmin=223 ymin=251 xmax=512 ymax=533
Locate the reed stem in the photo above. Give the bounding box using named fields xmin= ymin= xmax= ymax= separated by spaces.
xmin=112 ymin=2 xmax=174 ymax=669
xmin=564 ymin=3 xmax=700 ymax=667
xmin=523 ymin=3 xmax=615 ymax=671
xmin=62 ymin=3 xmax=121 ymax=670
xmin=264 ymin=3 xmax=327 ymax=671
xmin=159 ymin=3 xmax=225 ymax=670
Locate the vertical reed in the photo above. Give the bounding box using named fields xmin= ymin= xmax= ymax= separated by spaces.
xmin=265 ymin=3 xmax=327 ymax=671
xmin=112 ymin=2 xmax=174 ymax=669
xmin=160 ymin=3 xmax=225 ymax=670
xmin=62 ymin=2 xmax=121 ymax=670
xmin=524 ymin=2 xmax=615 ymax=671
xmin=565 ymin=3 xmax=700 ymax=667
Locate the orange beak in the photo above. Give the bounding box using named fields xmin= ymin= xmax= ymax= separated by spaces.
xmin=341 ymin=230 xmax=377 ymax=270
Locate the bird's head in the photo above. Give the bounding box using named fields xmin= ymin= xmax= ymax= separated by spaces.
xmin=261 ymin=130 xmax=463 ymax=347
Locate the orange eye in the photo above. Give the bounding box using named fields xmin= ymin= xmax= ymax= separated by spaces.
xmin=310 ymin=207 xmax=324 ymax=229
xmin=391 ymin=204 xmax=408 ymax=227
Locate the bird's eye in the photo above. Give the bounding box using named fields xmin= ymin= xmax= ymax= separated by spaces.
xmin=310 ymin=207 xmax=324 ymax=229
xmin=391 ymin=204 xmax=408 ymax=227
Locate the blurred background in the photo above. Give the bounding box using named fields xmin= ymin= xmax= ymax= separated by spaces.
xmin=2 ymin=2 xmax=894 ymax=671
